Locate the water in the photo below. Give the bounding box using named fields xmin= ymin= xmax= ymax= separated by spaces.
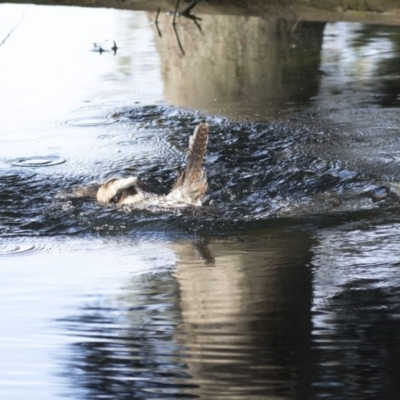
xmin=2 ymin=4 xmax=400 ymax=399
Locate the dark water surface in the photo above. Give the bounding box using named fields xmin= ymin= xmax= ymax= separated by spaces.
xmin=2 ymin=4 xmax=400 ymax=400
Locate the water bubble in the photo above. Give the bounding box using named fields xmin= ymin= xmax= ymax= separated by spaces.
xmin=369 ymin=186 xmax=390 ymax=202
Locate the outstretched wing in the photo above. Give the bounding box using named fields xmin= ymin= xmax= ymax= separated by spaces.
xmin=169 ymin=122 xmax=210 ymax=204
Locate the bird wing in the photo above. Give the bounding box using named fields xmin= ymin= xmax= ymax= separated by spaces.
xmin=169 ymin=122 xmax=209 ymax=204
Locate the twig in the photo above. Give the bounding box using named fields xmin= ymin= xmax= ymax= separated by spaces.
xmin=0 ymin=6 xmax=29 ymax=49
xmin=289 ymin=17 xmax=303 ymax=44
xmin=170 ymin=0 xmax=203 ymax=54
xmin=180 ymin=0 xmax=202 ymax=32
xmin=192 ymin=18 xmax=202 ymax=32
xmin=155 ymin=7 xmax=162 ymax=37
xmin=173 ymin=22 xmax=185 ymax=55
xmin=181 ymin=0 xmax=202 ymax=17
xmin=291 ymin=17 xmax=301 ymax=34
xmin=172 ymin=0 xmax=180 ymax=25
xmin=171 ymin=0 xmax=185 ymax=54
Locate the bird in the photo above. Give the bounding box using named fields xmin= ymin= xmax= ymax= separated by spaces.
xmin=96 ymin=122 xmax=210 ymax=211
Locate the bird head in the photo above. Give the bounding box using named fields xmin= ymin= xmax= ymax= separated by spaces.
xmin=96 ymin=177 xmax=138 ymax=205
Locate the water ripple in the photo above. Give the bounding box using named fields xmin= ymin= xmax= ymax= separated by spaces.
xmin=0 ymin=243 xmax=46 ymax=257
xmin=11 ymin=156 xmax=66 ymax=167
xmin=0 ymin=169 xmax=35 ymax=182
xmin=362 ymin=153 xmax=400 ymax=166
xmin=2 ymin=105 xmax=400 ymax=237
xmin=65 ymin=114 xmax=117 ymax=127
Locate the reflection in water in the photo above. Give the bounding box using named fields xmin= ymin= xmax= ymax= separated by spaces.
xmin=58 ymin=223 xmax=400 ymax=400
xmin=153 ymin=15 xmax=400 ymax=187
xmin=172 ymin=233 xmax=314 ymax=399
xmin=316 ymin=23 xmax=400 ymax=179
xmin=0 ymin=4 xmax=163 ymax=145
xmin=320 ymin=23 xmax=398 ymax=102
xmin=153 ymin=14 xmax=325 ymax=120
xmin=61 ymin=230 xmax=314 ymax=399
xmin=3 ymin=4 xmax=400 ymax=400
xmin=311 ymin=223 xmax=400 ymax=399
xmin=59 ymin=272 xmax=187 ymax=399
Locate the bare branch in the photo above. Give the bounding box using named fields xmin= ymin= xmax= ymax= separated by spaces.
xmin=0 ymin=6 xmax=29 ymax=49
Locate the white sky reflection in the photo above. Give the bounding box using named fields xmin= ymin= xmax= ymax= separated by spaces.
xmin=0 ymin=4 xmax=163 ymax=137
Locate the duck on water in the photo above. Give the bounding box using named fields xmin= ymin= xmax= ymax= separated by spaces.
xmin=70 ymin=123 xmax=210 ymax=212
